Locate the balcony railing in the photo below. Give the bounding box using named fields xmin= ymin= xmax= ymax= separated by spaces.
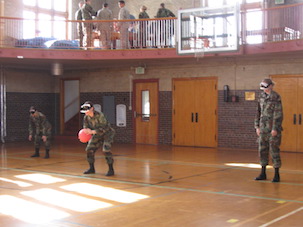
xmin=0 ymin=3 xmax=302 ymax=50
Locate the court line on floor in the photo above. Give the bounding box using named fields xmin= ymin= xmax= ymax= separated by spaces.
xmin=2 ymin=167 xmax=303 ymax=205
xmin=259 ymin=206 xmax=303 ymax=227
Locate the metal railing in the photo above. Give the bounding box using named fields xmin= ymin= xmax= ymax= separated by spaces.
xmin=0 ymin=17 xmax=176 ymax=49
xmin=0 ymin=3 xmax=302 ymax=50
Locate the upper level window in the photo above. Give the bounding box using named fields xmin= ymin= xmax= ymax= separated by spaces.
xmin=22 ymin=0 xmax=68 ymax=39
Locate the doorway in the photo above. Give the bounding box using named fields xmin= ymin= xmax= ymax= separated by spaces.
xmin=172 ymin=77 xmax=218 ymax=147
xmin=134 ymin=79 xmax=159 ymax=145
xmin=272 ymin=75 xmax=303 ymax=152
xmin=60 ymin=79 xmax=80 ymax=135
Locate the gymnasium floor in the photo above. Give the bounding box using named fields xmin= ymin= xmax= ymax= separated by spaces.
xmin=0 ymin=140 xmax=303 ymax=227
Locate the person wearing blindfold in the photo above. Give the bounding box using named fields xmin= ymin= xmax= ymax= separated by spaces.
xmin=254 ymin=79 xmax=283 ymax=182
xmin=28 ymin=106 xmax=52 ymax=159
xmin=80 ymin=101 xmax=115 ymax=176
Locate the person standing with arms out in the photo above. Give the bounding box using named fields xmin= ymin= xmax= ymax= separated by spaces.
xmin=117 ymin=0 xmax=130 ymax=49
xmin=28 ymin=106 xmax=52 ymax=159
xmin=75 ymin=1 xmax=84 ymax=48
xmin=254 ymin=79 xmax=283 ymax=182
xmin=138 ymin=5 xmax=149 ymax=48
xmin=80 ymin=101 xmax=115 ymax=176
xmin=81 ymin=0 xmax=96 ymax=49
xmin=97 ymin=3 xmax=113 ymax=49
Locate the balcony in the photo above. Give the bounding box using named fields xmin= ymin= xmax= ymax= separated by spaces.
xmin=0 ymin=3 xmax=303 ymax=69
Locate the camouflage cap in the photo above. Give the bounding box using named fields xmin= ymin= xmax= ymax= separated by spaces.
xmin=260 ymin=78 xmax=274 ymax=90
xmin=29 ymin=106 xmax=36 ymax=113
xmin=80 ymin=101 xmax=94 ymax=113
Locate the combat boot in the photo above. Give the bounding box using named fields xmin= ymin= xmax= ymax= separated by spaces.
xmin=31 ymin=148 xmax=40 ymax=158
xmin=272 ymin=168 xmax=280 ymax=182
xmin=44 ymin=149 xmax=50 ymax=159
xmin=83 ymin=163 xmax=95 ymax=174
xmin=105 ymin=163 xmax=114 ymax=176
xmin=255 ymin=166 xmax=267 ymax=180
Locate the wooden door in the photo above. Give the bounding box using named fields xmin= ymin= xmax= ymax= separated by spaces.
xmin=173 ymin=80 xmax=196 ymax=146
xmin=194 ymin=79 xmax=217 ymax=147
xmin=173 ymin=78 xmax=217 ymax=147
xmin=134 ymin=80 xmax=159 ymax=145
xmin=297 ymin=78 xmax=303 ymax=152
xmin=272 ymin=76 xmax=303 ymax=152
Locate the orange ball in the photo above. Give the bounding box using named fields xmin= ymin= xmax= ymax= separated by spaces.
xmin=78 ymin=129 xmax=92 ymax=143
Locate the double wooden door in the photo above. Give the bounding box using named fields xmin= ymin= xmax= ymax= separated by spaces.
xmin=272 ymin=75 xmax=303 ymax=152
xmin=173 ymin=78 xmax=217 ymax=147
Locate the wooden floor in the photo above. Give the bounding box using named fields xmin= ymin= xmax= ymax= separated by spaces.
xmin=1 ymin=140 xmax=303 ymax=227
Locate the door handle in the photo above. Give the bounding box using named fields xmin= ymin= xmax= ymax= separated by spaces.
xmin=294 ymin=114 xmax=296 ymax=125
xmin=191 ymin=113 xmax=194 ymax=122
xmin=196 ymin=113 xmax=198 ymax=123
xmin=299 ymin=114 xmax=302 ymax=125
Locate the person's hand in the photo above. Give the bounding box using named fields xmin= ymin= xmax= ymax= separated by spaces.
xmin=84 ymin=128 xmax=96 ymax=135
xmin=256 ymin=128 xmax=260 ymax=137
xmin=28 ymin=135 xmax=32 ymax=141
xmin=42 ymin=136 xmax=47 ymax=142
xmin=271 ymin=130 xmax=277 ymax=137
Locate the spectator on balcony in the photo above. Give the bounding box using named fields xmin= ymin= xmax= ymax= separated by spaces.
xmin=138 ymin=5 xmax=150 ymax=48
xmin=75 ymin=1 xmax=84 ymax=48
xmin=117 ymin=0 xmax=130 ymax=49
xmin=128 ymin=14 xmax=136 ymax=49
xmin=97 ymin=3 xmax=113 ymax=49
xmin=156 ymin=3 xmax=175 ymax=18
xmin=81 ymin=0 xmax=97 ymax=49
xmin=155 ymin=3 xmax=175 ymax=48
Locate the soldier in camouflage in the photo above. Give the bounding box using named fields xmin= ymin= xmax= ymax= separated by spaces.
xmin=28 ymin=106 xmax=52 ymax=159
xmin=80 ymin=101 xmax=115 ymax=176
xmin=75 ymin=1 xmax=84 ymax=48
xmin=254 ymin=79 xmax=283 ymax=182
xmin=81 ymin=0 xmax=97 ymax=48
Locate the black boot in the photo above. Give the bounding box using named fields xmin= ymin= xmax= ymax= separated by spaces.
xmin=83 ymin=163 xmax=95 ymax=174
xmin=106 ymin=163 xmax=115 ymax=176
xmin=255 ymin=166 xmax=267 ymax=180
xmin=272 ymin=168 xmax=280 ymax=183
xmin=105 ymin=152 xmax=114 ymax=176
xmin=31 ymin=148 xmax=40 ymax=157
xmin=44 ymin=149 xmax=50 ymax=159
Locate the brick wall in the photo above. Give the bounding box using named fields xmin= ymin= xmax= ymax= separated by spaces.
xmin=218 ymin=90 xmax=259 ymax=149
xmin=5 ymin=92 xmax=59 ymax=142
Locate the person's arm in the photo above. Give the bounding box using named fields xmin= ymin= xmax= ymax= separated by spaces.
xmin=272 ymin=95 xmax=283 ymax=132
xmin=254 ymin=98 xmax=261 ymax=136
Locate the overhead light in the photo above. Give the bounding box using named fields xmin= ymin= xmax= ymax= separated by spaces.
xmin=51 ymin=63 xmax=63 ymax=76
xmin=17 ymin=56 xmax=24 ymax=59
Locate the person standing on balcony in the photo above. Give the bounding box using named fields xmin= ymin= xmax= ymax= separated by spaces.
xmin=156 ymin=3 xmax=175 ymax=18
xmin=75 ymin=1 xmax=84 ymax=48
xmin=80 ymin=101 xmax=115 ymax=176
xmin=117 ymin=0 xmax=130 ymax=49
xmin=254 ymin=79 xmax=283 ymax=183
xmin=155 ymin=3 xmax=176 ymax=48
xmin=138 ymin=5 xmax=149 ymax=48
xmin=81 ymin=0 xmax=97 ymax=49
xmin=28 ymin=106 xmax=52 ymax=159
xmin=97 ymin=3 xmax=113 ymax=49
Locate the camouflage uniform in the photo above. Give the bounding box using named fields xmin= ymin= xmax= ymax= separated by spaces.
xmin=83 ymin=111 xmax=115 ymax=166
xmin=81 ymin=3 xmax=96 ymax=48
xmin=254 ymin=90 xmax=283 ymax=168
xmin=75 ymin=7 xmax=84 ymax=47
xmin=29 ymin=111 xmax=52 ymax=157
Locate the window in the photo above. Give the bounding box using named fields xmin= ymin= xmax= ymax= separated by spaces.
xmin=22 ymin=0 xmax=68 ymax=39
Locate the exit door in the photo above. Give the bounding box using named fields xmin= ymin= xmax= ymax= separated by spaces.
xmin=134 ymin=80 xmax=159 ymax=145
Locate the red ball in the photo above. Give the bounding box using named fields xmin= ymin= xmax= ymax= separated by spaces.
xmin=78 ymin=129 xmax=92 ymax=143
